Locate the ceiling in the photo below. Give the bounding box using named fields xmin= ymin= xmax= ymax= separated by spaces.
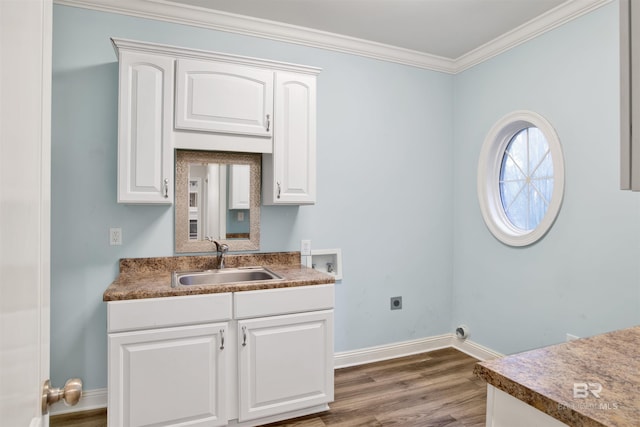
xmin=166 ymin=0 xmax=567 ymax=59
xmin=56 ymin=0 xmax=610 ymax=72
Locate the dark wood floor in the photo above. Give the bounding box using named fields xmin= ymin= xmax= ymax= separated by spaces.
xmin=51 ymin=347 xmax=486 ymax=427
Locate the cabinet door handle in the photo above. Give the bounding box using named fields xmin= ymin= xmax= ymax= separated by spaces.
xmin=163 ymin=178 xmax=169 ymax=198
xmin=266 ymin=114 xmax=271 ymax=132
xmin=277 ymin=181 xmax=281 ymax=199
xmin=242 ymin=326 xmax=247 ymax=347
xmin=219 ymin=329 xmax=225 ymax=350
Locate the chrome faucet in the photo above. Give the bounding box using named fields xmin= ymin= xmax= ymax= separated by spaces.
xmin=206 ymin=237 xmax=229 ymax=269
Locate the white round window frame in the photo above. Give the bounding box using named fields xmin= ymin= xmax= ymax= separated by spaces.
xmin=477 ymin=110 xmax=565 ymax=247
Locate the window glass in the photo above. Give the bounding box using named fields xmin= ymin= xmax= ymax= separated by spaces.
xmin=499 ymin=127 xmax=553 ymax=231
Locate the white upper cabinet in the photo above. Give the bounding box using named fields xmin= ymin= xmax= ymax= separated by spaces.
xmin=112 ymin=38 xmax=320 ymax=205
xmin=263 ymin=72 xmax=317 ymax=205
xmin=114 ymin=45 xmax=174 ymax=204
xmin=175 ymin=59 xmax=274 ymax=137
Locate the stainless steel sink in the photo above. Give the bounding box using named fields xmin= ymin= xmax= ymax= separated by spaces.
xmin=172 ymin=267 xmax=283 ymax=287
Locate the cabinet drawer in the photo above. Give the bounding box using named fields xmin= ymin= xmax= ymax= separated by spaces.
xmin=108 ymin=293 xmax=232 ymax=333
xmin=234 ymin=284 xmax=334 ymax=319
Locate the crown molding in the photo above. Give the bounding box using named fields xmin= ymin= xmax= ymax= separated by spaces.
xmin=54 ymin=0 xmax=611 ymax=74
xmin=54 ymin=0 xmax=456 ymax=73
xmin=111 ymin=37 xmax=321 ymax=74
xmin=454 ymin=0 xmax=613 ymax=72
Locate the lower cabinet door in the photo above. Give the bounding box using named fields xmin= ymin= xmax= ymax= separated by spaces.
xmin=108 ymin=323 xmax=228 ymax=427
xmin=238 ymin=310 xmax=334 ymax=421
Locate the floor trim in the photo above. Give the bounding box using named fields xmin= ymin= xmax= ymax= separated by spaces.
xmin=333 ymin=333 xmax=453 ymax=369
xmin=334 ymin=333 xmax=503 ymax=369
xmin=49 ymin=387 xmax=107 ymax=415
xmin=453 ymin=336 xmax=504 ymax=361
xmin=51 ymin=334 xmax=502 ymax=415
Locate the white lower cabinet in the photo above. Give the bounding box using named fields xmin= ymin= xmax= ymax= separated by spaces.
xmin=109 ymin=323 xmax=228 ymax=427
xmin=238 ymin=311 xmax=334 ymax=421
xmin=107 ymin=285 xmax=334 ymax=427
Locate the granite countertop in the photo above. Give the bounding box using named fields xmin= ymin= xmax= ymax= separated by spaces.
xmin=474 ymin=326 xmax=640 ymax=427
xmin=103 ymin=252 xmax=335 ymax=301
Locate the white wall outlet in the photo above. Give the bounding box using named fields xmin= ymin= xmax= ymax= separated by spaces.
xmin=110 ymin=227 xmax=122 ymax=246
xmin=566 ymin=333 xmax=579 ymax=342
xmin=301 ymin=239 xmax=311 ymax=256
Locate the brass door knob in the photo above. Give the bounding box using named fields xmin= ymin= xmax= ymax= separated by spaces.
xmin=41 ymin=378 xmax=83 ymax=414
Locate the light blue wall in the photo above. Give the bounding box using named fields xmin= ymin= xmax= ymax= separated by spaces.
xmin=51 ymin=5 xmax=454 ymax=389
xmin=452 ymin=1 xmax=640 ymax=354
xmin=52 ymin=0 xmax=640 ymax=393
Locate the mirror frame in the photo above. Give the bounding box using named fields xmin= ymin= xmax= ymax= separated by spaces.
xmin=175 ymin=150 xmax=261 ymax=252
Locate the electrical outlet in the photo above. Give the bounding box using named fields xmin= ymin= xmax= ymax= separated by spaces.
xmin=301 ymin=239 xmax=311 ymax=256
xmin=110 ymin=227 xmax=122 ymax=246
xmin=390 ymin=296 xmax=402 ymax=310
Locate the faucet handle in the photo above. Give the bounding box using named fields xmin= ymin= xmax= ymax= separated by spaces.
xmin=206 ymin=236 xmax=229 ymax=255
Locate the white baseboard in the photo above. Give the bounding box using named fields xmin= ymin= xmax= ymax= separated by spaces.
xmin=333 ymin=334 xmax=453 ymax=369
xmin=334 ymin=333 xmax=502 ymax=369
xmin=54 ymin=334 xmax=502 ymax=415
xmin=453 ymin=336 xmax=503 ymax=361
xmin=49 ymin=387 xmax=107 ymax=415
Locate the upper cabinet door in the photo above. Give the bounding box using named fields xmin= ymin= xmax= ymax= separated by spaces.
xmin=117 ymin=50 xmax=174 ymax=204
xmin=263 ymin=71 xmax=317 ymax=205
xmin=175 ymin=59 xmax=274 ymax=137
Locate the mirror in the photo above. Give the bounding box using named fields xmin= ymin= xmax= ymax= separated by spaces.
xmin=175 ymin=150 xmax=261 ymax=252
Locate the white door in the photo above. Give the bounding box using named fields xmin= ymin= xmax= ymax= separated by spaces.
xmin=0 ymin=0 xmax=52 ymax=426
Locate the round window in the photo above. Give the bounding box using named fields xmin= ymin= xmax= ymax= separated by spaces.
xmin=477 ymin=111 xmax=564 ymax=246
